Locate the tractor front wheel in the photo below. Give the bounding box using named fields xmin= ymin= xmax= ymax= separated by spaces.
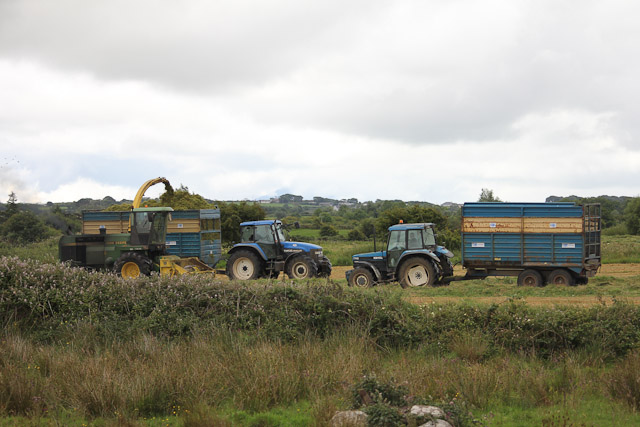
xmin=227 ymin=250 xmax=263 ymax=281
xmin=399 ymin=257 xmax=435 ymax=288
xmin=287 ymin=256 xmax=318 ymax=280
xmin=114 ymin=252 xmax=152 ymax=279
xmin=348 ymin=267 xmax=374 ymax=288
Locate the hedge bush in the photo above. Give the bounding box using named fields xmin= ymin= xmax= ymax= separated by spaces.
xmin=2 ymin=256 xmax=640 ymax=357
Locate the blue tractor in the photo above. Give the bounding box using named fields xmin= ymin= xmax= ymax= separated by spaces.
xmin=226 ymin=220 xmax=332 ymax=280
xmin=345 ymin=223 xmax=454 ymax=288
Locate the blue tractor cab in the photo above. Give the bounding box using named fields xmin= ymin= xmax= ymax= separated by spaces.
xmin=345 ymin=223 xmax=454 ymax=288
xmin=226 ymin=220 xmax=332 ymax=280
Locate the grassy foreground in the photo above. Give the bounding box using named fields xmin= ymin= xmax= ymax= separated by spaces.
xmin=2 ymin=257 xmax=640 ymax=425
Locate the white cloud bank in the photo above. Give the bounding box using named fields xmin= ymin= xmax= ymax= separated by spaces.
xmin=1 ymin=1 xmax=639 ymax=204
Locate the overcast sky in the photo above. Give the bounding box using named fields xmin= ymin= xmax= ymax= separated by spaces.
xmin=1 ymin=0 xmax=639 ymax=205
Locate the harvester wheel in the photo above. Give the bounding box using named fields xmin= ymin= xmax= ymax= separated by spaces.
xmin=286 ymin=256 xmax=318 ymax=280
xmin=348 ymin=267 xmax=374 ymax=288
xmin=114 ymin=252 xmax=152 ymax=279
xmin=517 ymin=269 xmax=544 ymax=287
xmin=547 ymin=269 xmax=575 ymax=286
xmin=399 ymin=257 xmax=435 ymax=288
xmin=227 ymin=250 xmax=262 ymax=281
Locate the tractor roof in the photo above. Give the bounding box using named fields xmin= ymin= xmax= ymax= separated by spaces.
xmin=388 ymin=223 xmax=435 ymax=231
xmin=240 ymin=220 xmax=281 ymax=227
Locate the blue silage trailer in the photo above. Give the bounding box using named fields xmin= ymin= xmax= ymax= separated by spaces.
xmin=460 ymin=202 xmax=601 ymax=286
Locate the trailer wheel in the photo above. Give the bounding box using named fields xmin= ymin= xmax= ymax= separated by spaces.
xmin=517 ymin=269 xmax=543 ymax=287
xmin=286 ymin=256 xmax=318 ymax=279
xmin=114 ymin=252 xmax=152 ymax=279
xmin=547 ymin=269 xmax=575 ymax=286
xmin=349 ymin=267 xmax=374 ymax=288
xmin=227 ymin=250 xmax=263 ymax=281
xmin=399 ymin=257 xmax=435 ymax=288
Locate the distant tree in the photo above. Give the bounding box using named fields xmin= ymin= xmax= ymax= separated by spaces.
xmin=347 ymin=229 xmax=366 ymax=240
xmin=358 ymin=218 xmax=376 ymax=238
xmin=625 ymin=197 xmax=640 ymax=235
xmin=319 ymin=224 xmax=339 ymax=238
xmin=478 ymin=188 xmax=502 ymax=202
xmin=0 ymin=210 xmax=49 ymax=244
xmin=376 ymin=205 xmax=447 ymax=236
xmin=6 ymin=192 xmax=18 ymax=215
xmin=218 ymin=201 xmax=266 ymax=245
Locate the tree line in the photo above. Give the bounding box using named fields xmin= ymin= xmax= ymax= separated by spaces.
xmin=3 ymin=188 xmax=640 ymax=248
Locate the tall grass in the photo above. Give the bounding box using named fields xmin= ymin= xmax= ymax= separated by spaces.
xmin=1 ymin=328 xmax=639 ymax=424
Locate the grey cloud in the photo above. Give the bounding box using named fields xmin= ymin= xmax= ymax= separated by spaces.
xmin=0 ymin=0 xmax=374 ymax=91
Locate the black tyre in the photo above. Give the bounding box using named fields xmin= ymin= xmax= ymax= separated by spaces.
xmin=317 ymin=255 xmax=332 ymax=278
xmin=286 ymin=256 xmax=318 ymax=279
xmin=517 ymin=269 xmax=544 ymax=287
xmin=113 ymin=252 xmax=152 ymax=279
xmin=227 ymin=250 xmax=263 ymax=281
xmin=348 ymin=267 xmax=374 ymax=288
xmin=547 ymin=269 xmax=575 ymax=286
xmin=398 ymin=257 xmax=436 ymax=288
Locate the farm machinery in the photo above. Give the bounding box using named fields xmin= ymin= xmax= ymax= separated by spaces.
xmin=346 ymin=202 xmax=601 ymax=288
xmin=226 ymin=220 xmax=332 ymax=280
xmin=346 ymin=222 xmax=454 ymax=288
xmin=59 ymin=177 xmax=216 ymax=278
xmin=60 ymin=177 xmax=332 ymax=281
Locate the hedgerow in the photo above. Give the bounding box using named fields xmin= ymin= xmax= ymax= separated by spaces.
xmin=2 ymin=256 xmax=640 ymax=357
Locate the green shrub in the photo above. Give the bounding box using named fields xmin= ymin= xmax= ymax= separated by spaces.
xmin=351 ymin=374 xmax=408 ymax=409
xmin=2 ymin=257 xmax=640 ymax=357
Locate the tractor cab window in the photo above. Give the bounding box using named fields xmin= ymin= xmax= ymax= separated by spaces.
xmin=387 ymin=230 xmax=406 ymax=269
xmin=407 ymin=230 xmax=422 ymax=250
xmin=423 ymin=227 xmax=436 ymax=247
xmin=132 ymin=211 xmax=168 ymax=245
xmin=387 ymin=230 xmax=406 ymax=251
xmin=274 ymin=223 xmax=286 ymax=242
xmin=134 ymin=212 xmax=153 ymax=234
xmin=149 ymin=212 xmax=168 ymax=244
xmin=255 ymin=225 xmax=275 ymax=244
xmin=241 ymin=226 xmax=254 ymax=242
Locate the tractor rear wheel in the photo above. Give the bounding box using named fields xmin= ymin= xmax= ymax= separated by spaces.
xmin=317 ymin=255 xmax=332 ymax=278
xmin=287 ymin=256 xmax=318 ymax=279
xmin=114 ymin=252 xmax=152 ymax=279
xmin=349 ymin=267 xmax=374 ymax=288
xmin=227 ymin=250 xmax=262 ymax=281
xmin=399 ymin=257 xmax=435 ymax=288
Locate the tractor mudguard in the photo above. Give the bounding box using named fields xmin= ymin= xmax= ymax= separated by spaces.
xmin=228 ymin=243 xmax=268 ymax=261
xmin=351 ymin=261 xmax=384 ymax=282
